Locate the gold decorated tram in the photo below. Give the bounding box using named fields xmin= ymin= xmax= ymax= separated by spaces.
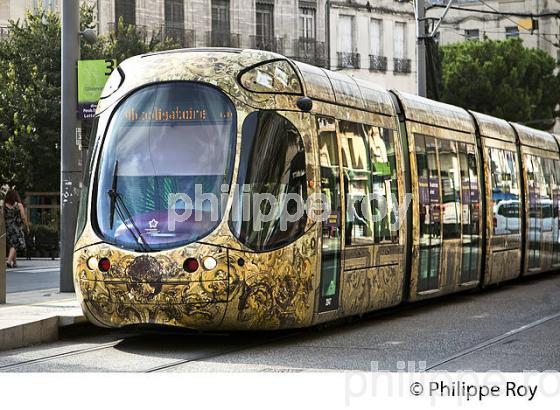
xmin=74 ymin=48 xmax=560 ymax=330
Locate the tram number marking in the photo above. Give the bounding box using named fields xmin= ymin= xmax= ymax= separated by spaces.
xmin=325 ymin=298 xmax=332 ymax=306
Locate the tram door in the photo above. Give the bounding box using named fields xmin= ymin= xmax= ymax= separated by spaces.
xmin=415 ymin=135 xmax=481 ymax=292
xmin=415 ymin=135 xmax=441 ymax=291
xmin=317 ymin=116 xmax=343 ymax=311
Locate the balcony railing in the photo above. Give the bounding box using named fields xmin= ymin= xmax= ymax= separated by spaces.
xmin=160 ymin=25 xmax=196 ymax=48
xmin=106 ymin=23 xmax=196 ymax=48
xmin=369 ymin=55 xmax=387 ymax=72
xmin=208 ymin=31 xmax=241 ymax=48
xmin=394 ymin=58 xmax=411 ymax=74
xmin=337 ymin=52 xmax=360 ymax=69
xmin=107 ymin=22 xmax=149 ymax=35
xmin=250 ymin=35 xmax=285 ymax=54
xmin=0 ymin=26 xmax=9 ymax=38
xmin=292 ymin=37 xmax=326 ymax=67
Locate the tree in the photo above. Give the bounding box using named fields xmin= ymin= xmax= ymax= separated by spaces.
xmin=102 ymin=17 xmax=180 ymax=64
xmin=0 ymin=10 xmax=61 ymax=191
xmin=0 ymin=6 xmax=180 ymax=192
xmin=438 ymin=38 xmax=560 ymax=130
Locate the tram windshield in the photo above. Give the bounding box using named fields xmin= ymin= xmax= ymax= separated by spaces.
xmin=95 ymin=82 xmax=236 ymax=250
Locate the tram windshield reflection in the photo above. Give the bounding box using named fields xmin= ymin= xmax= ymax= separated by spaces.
xmin=95 ymin=82 xmax=236 ymax=250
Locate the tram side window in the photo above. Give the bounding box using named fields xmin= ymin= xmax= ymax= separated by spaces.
xmin=488 ymin=148 xmax=520 ymax=235
xmin=367 ymin=126 xmax=399 ymax=243
xmin=76 ymin=117 xmax=100 ymax=241
xmin=415 ymin=134 xmax=441 ymax=291
xmin=540 ymin=157 xmax=553 ymax=233
xmin=438 ymin=139 xmax=461 ymax=239
xmin=553 ymin=160 xmax=560 ymax=264
xmin=458 ymin=142 xmax=481 ymax=282
xmin=526 ymin=155 xmax=545 ymax=268
xmin=340 ymin=121 xmax=374 ymax=245
xmin=231 ymin=111 xmax=307 ymax=251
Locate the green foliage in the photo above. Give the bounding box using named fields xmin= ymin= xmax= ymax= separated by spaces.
xmin=439 ymin=38 xmax=560 ymax=130
xmin=25 ymin=224 xmax=59 ymax=258
xmin=0 ymin=5 xmax=180 ymax=193
xmin=102 ymin=17 xmax=180 ymax=63
xmin=0 ymin=10 xmax=61 ymax=191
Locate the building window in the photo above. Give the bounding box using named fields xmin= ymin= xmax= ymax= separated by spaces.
xmin=256 ymin=2 xmax=275 ymax=50
xmin=465 ymin=29 xmax=480 ymax=40
xmin=505 ymin=26 xmax=519 ymax=38
xmin=165 ymin=0 xmax=184 ymax=28
xmin=393 ymin=22 xmax=410 ymax=74
xmin=115 ymin=0 xmax=136 ymax=27
xmin=338 ymin=15 xmax=354 ymax=53
xmin=370 ymin=18 xmax=383 ymax=56
xmin=393 ymin=21 xmax=406 ymax=59
xmin=299 ymin=7 xmax=316 ymax=39
xmin=164 ymin=0 xmax=185 ymax=45
xmin=369 ymin=18 xmax=386 ymax=71
xmin=337 ymin=15 xmax=358 ymax=69
xmin=211 ymin=0 xmax=231 ymax=46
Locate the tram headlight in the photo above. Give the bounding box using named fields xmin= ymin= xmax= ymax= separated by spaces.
xmin=86 ymin=257 xmax=98 ymax=270
xmin=202 ymin=256 xmax=217 ymax=271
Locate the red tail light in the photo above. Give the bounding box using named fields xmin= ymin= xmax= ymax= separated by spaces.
xmin=183 ymin=257 xmax=199 ymax=273
xmin=98 ymin=257 xmax=111 ymax=272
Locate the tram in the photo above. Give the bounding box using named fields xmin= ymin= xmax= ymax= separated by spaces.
xmin=74 ymin=48 xmax=560 ymax=330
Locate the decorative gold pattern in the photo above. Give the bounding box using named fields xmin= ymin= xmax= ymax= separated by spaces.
xmin=78 ymin=48 xmax=558 ymax=330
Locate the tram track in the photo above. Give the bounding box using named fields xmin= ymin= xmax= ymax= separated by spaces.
xmin=2 ymin=274 xmax=559 ymax=372
xmin=143 ymin=330 xmax=305 ymax=372
xmin=0 ymin=338 xmax=127 ymax=371
xmin=425 ymin=310 xmax=560 ymax=371
xmin=0 ymin=328 xmax=305 ymax=373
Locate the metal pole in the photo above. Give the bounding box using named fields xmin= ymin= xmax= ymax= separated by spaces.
xmin=0 ymin=211 xmax=5 ymax=304
xmin=60 ymin=0 xmax=81 ymax=292
xmin=325 ymin=0 xmax=331 ymax=70
xmin=415 ymin=0 xmax=427 ymax=97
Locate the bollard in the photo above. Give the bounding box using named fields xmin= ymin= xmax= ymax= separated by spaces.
xmin=0 ymin=207 xmax=5 ymax=304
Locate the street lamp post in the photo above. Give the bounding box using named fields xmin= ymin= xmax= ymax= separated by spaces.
xmin=60 ymin=0 xmax=81 ymax=292
xmin=416 ymin=0 xmax=427 ymax=97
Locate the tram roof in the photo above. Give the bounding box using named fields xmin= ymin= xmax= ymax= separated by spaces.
xmin=470 ymin=111 xmax=517 ymax=144
xmin=97 ymin=48 xmax=294 ymax=114
xmin=293 ymin=61 xmax=395 ymax=116
xmin=392 ymin=90 xmax=476 ymax=134
xmin=510 ymin=123 xmax=559 ymax=153
xmin=101 ymin=47 xmax=397 ymax=117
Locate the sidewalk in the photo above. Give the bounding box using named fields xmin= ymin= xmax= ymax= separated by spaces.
xmin=0 ymin=259 xmax=86 ymax=351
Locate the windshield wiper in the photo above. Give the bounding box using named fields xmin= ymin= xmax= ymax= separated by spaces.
xmin=109 ymin=161 xmax=119 ymax=229
xmin=108 ymin=161 xmax=152 ymax=252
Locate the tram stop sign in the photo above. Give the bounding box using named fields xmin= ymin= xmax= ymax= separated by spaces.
xmin=77 ymin=59 xmax=116 ymax=119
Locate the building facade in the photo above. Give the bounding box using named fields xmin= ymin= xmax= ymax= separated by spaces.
xmin=97 ymin=0 xmax=328 ymax=67
xmin=1 ymin=0 xmax=419 ymax=92
xmin=429 ymin=0 xmax=560 ymax=62
xmin=0 ymin=0 xmax=58 ymax=29
xmin=328 ymin=0 xmax=417 ymax=93
xmin=0 ymin=0 xmax=94 ymax=35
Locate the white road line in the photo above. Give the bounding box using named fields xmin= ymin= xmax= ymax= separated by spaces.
xmin=8 ymin=268 xmax=59 ymax=274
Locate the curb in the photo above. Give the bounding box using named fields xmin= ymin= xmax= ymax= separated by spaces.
xmin=0 ymin=314 xmax=86 ymax=352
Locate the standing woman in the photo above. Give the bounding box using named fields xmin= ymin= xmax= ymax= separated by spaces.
xmin=4 ymin=190 xmax=29 ymax=268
